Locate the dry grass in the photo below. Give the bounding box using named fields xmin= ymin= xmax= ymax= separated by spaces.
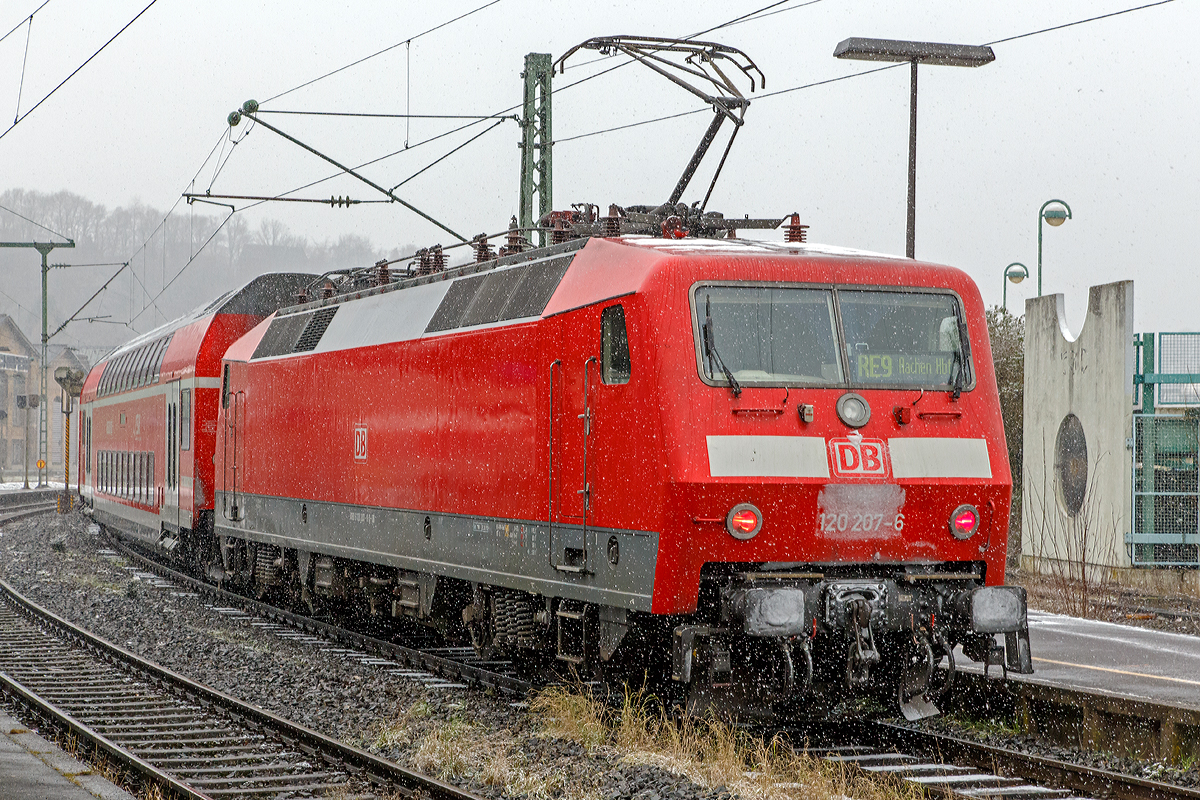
xmin=365 ymin=699 xmax=579 ymax=800
xmin=531 ymin=684 xmax=921 ymax=800
xmin=139 ymin=782 xmax=169 ymax=800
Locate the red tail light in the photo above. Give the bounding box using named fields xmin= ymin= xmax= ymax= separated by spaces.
xmin=726 ymin=503 xmax=763 ymax=540
xmin=950 ymin=504 xmax=980 ymax=539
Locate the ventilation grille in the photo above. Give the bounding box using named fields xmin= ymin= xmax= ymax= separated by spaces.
xmin=293 ymin=306 xmax=338 ymax=352
xmin=425 ymin=254 xmax=573 ymax=334
xmin=252 ymin=313 xmax=312 ymax=359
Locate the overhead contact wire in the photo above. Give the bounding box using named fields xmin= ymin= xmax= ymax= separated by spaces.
xmin=14 ymin=10 xmax=33 ymax=124
xmin=0 ymin=0 xmax=50 ymax=46
xmin=262 ymin=0 xmax=502 ymax=104
xmin=0 ymin=200 xmax=73 ymax=240
xmin=0 ymin=0 xmax=159 ymax=142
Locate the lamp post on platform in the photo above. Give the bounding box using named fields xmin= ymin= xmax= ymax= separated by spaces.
xmin=1037 ymin=199 xmax=1072 ymax=296
xmin=1003 ymin=262 xmax=1029 ymax=311
xmin=834 ymin=37 xmax=994 ymax=259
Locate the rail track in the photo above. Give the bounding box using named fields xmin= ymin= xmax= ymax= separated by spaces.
xmin=0 ymin=575 xmax=485 ymax=800
xmin=853 ymin=721 xmax=1200 ymax=800
xmin=0 ymin=497 xmax=58 ymax=525
xmin=8 ymin=511 xmax=1198 ymax=800
xmin=104 ymin=532 xmax=532 ymax=697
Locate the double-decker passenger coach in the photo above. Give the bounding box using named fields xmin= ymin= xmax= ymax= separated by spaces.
xmin=78 ymin=274 xmax=312 ymax=561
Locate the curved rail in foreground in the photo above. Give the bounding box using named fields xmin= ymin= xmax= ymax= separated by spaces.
xmin=0 ymin=499 xmax=57 ymax=525
xmin=0 ymin=576 xmax=484 ymax=800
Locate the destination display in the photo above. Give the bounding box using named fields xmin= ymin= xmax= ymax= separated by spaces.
xmin=853 ymin=352 xmax=957 ymax=383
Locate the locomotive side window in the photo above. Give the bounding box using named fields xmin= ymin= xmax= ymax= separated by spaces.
xmin=181 ymin=389 xmax=192 ymax=451
xmin=696 ymin=286 xmax=842 ymax=386
xmin=601 ymin=305 xmax=631 ymax=385
xmin=838 ymin=290 xmax=973 ymax=390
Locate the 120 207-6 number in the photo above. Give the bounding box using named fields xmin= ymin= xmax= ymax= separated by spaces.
xmin=818 ymin=512 xmax=905 ymax=533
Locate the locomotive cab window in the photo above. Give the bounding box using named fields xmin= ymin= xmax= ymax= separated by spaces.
xmin=694 ymin=285 xmax=843 ymax=387
xmin=838 ymin=289 xmax=973 ymax=390
xmin=601 ymin=304 xmax=631 ymax=385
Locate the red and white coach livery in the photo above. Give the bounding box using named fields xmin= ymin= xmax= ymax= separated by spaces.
xmin=203 ymin=232 xmax=1031 ymax=718
xmin=78 ymin=274 xmax=312 ymax=554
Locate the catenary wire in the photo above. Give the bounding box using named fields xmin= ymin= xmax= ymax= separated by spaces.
xmin=983 ymin=0 xmax=1175 ymax=45
xmin=390 ymin=117 xmax=507 ymax=190
xmin=262 ymin=0 xmax=503 ymax=104
xmin=14 ymin=8 xmax=34 ymax=123
xmin=258 ymin=110 xmax=518 ymax=120
xmin=0 ymin=0 xmax=159 ymax=143
xmin=0 ymin=0 xmax=50 ymax=46
xmin=53 ymin=127 xmax=231 ymax=335
xmin=0 ymin=200 xmax=73 ymax=240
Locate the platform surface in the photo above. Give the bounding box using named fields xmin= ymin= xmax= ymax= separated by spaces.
xmin=960 ymin=610 xmax=1200 ymax=711
xmin=0 ymin=710 xmax=134 ymax=800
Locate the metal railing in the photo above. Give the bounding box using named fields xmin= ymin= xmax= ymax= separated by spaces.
xmin=1129 ymin=413 xmax=1200 ymax=566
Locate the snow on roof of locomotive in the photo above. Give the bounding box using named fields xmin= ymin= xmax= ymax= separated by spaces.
xmin=619 ymin=236 xmax=901 ymax=261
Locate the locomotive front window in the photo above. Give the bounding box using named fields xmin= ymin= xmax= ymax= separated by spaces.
xmin=838 ymin=290 xmax=971 ymax=389
xmin=698 ymin=286 xmax=843 ymax=386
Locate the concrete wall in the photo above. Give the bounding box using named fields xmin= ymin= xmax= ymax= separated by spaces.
xmin=1021 ymin=281 xmax=1135 ymax=573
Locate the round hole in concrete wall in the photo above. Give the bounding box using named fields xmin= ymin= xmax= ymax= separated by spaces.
xmin=1054 ymin=413 xmax=1088 ymax=517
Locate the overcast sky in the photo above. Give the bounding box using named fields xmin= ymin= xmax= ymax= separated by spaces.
xmin=1 ymin=0 xmax=1196 ymax=340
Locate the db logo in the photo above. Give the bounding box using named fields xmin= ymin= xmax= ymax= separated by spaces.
xmin=828 ymin=436 xmax=889 ymax=478
xmin=353 ymin=425 xmax=368 ymax=461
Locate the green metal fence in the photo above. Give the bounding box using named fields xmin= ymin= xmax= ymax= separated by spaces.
xmin=1130 ymin=413 xmax=1199 ymax=566
xmin=1129 ymin=332 xmax=1200 ymax=565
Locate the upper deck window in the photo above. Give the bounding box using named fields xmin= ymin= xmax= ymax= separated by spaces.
xmin=693 ymin=283 xmax=972 ymax=391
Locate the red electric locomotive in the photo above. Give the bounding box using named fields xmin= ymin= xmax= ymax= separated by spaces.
xmin=206 ymin=215 xmax=1032 ymax=718
xmin=77 ymin=274 xmax=313 ymax=555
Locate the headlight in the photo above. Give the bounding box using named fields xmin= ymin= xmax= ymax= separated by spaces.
xmin=836 ymin=392 xmax=871 ymax=428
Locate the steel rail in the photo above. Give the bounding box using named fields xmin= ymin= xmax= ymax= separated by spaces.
xmin=106 ymin=532 xmax=533 ymax=696
xmin=0 ymin=500 xmax=56 ymax=525
xmin=875 ymin=720 xmax=1200 ymax=800
xmin=0 ymin=575 xmax=486 ymax=800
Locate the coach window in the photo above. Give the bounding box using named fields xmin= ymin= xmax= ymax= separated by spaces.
xmin=601 ymin=304 xmax=631 ymax=385
xmin=180 ymin=389 xmax=192 ymax=451
xmin=134 ymin=345 xmax=153 ymax=387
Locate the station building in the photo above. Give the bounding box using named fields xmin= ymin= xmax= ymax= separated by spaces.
xmin=0 ymin=314 xmax=88 ymax=485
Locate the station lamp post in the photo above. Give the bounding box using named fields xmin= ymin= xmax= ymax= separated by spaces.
xmin=1003 ymin=262 xmax=1028 ymax=311
xmin=1037 ymin=199 xmax=1072 ymax=296
xmin=834 ymin=37 xmax=994 ymax=260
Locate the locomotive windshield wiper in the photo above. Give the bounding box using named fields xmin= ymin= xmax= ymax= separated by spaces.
xmin=949 ymin=316 xmax=971 ymax=400
xmin=704 ymin=295 xmax=742 ymax=397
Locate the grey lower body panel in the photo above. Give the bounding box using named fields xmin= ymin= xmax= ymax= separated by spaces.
xmin=214 ymin=491 xmax=659 ymax=612
xmin=92 ymin=497 xmax=161 ymax=546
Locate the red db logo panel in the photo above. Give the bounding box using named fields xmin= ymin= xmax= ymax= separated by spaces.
xmin=828 ymin=437 xmax=889 ymax=478
xmin=354 ymin=425 xmax=368 ymax=461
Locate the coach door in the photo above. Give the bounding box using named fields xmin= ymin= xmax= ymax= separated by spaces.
xmin=220 ymin=365 xmax=245 ymax=522
xmin=549 ymin=322 xmax=592 ymax=574
xmin=163 ymin=382 xmax=181 ymax=531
